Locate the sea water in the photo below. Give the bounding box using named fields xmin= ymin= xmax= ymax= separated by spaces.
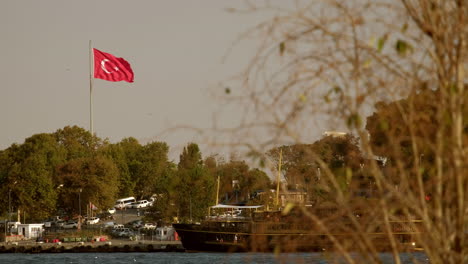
xmin=0 ymin=252 xmax=429 ymax=264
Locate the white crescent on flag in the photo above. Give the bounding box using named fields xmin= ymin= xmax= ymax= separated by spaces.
xmin=101 ymin=59 xmax=119 ymax=74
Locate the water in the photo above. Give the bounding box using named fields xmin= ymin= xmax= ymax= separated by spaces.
xmin=0 ymin=252 xmax=429 ymax=264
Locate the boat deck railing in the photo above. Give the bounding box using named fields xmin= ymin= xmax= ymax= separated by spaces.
xmin=206 ymin=215 xmax=251 ymax=221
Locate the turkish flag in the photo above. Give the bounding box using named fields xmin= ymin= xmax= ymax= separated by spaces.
xmin=93 ymin=48 xmax=134 ymax=83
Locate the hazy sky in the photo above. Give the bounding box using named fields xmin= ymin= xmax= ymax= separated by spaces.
xmin=1 ymin=1 xmax=282 ymax=159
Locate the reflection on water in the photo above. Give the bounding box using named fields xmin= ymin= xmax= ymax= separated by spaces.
xmin=0 ymin=252 xmax=429 ymax=264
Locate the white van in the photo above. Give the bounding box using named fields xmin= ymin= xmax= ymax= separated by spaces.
xmin=114 ymin=197 xmax=136 ymax=210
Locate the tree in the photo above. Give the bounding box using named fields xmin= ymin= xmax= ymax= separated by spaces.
xmin=210 ymin=1 xmax=467 ymax=262
xmin=173 ymin=143 xmax=215 ymax=222
xmin=144 ymin=161 xmax=177 ymax=225
xmin=267 ymin=135 xmax=364 ymax=204
xmin=105 ymin=138 xmax=173 ymax=200
xmin=133 ymin=142 xmax=171 ymax=199
xmin=213 ymin=158 xmax=271 ymax=204
xmin=56 ymin=155 xmax=119 ymax=215
xmin=100 ymin=142 xmax=134 ymax=197
xmin=0 ymin=133 xmax=66 ymax=220
xmin=54 ymin=125 xmax=102 ymax=160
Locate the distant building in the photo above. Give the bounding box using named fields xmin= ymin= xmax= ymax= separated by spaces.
xmin=323 ymin=131 xmax=347 ymax=138
xmin=17 ymin=223 xmax=44 ymax=239
xmin=279 ymin=190 xmax=308 ymax=206
xmin=155 ymin=226 xmax=176 ymax=241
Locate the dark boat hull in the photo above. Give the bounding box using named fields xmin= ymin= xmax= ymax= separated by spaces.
xmin=173 ymin=223 xmax=419 ymax=253
xmin=173 ymin=223 xmax=248 ymax=252
xmin=174 ymin=223 xmax=340 ymax=252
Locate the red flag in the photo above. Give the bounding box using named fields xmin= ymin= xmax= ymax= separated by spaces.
xmin=93 ymin=48 xmax=134 ymax=83
xmin=89 ymin=202 xmax=98 ymax=210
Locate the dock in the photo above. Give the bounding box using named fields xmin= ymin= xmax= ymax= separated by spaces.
xmin=0 ymin=240 xmax=184 ymax=253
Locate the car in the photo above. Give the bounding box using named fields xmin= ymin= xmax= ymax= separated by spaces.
xmin=97 ymin=212 xmax=114 ymax=220
xmin=102 ymin=221 xmax=116 ymax=229
xmin=118 ymin=229 xmax=135 ymax=238
xmin=107 ymin=208 xmax=116 ymax=214
xmin=126 ymin=202 xmax=138 ymax=209
xmin=54 ymin=220 xmax=67 ymax=228
xmin=142 ymin=223 xmax=157 ymax=230
xmin=113 ymin=224 xmax=124 ymax=229
xmin=44 ymin=216 xmax=63 ymax=228
xmin=132 ymin=200 xmax=150 ymax=209
xmin=111 ymin=226 xmax=126 ymax=234
xmin=127 ymin=220 xmax=143 ymax=229
xmin=114 ymin=197 xmax=136 ymax=210
xmin=111 ymin=227 xmax=130 ymax=235
xmin=85 ymin=217 xmax=100 ymax=225
xmin=63 ymin=221 xmax=78 ymax=229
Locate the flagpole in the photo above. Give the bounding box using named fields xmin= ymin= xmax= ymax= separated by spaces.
xmin=89 ymin=40 xmax=94 ymax=136
xmin=275 ymin=149 xmax=282 ymax=209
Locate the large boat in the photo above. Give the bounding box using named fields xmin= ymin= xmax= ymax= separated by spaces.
xmin=173 ymin=203 xmax=423 ymax=253
xmin=174 ymin=150 xmax=422 ymax=253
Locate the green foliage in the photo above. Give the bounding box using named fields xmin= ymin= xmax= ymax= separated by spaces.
xmin=215 ymin=159 xmax=271 ymax=204
xmin=279 ymin=42 xmax=285 ymax=55
xmin=0 ymin=127 xmax=277 ymax=223
xmin=54 ymin=126 xmax=98 ymax=160
xmin=347 ymin=113 xmax=362 ymax=128
xmin=100 ymin=143 xmax=133 ymax=197
xmin=173 ymin=143 xmax=215 ymax=222
xmin=267 ymin=135 xmax=364 ymax=204
xmin=395 ymin=39 xmax=413 ymax=56
xmin=377 ymin=34 xmax=387 ymax=52
xmin=56 ymin=155 xmax=119 ymax=215
xmin=366 ymin=86 xmax=468 ymax=187
xmin=366 ymin=87 xmax=440 ymax=163
xmin=401 ymin=23 xmax=408 ymax=33
xmin=0 ymin=133 xmax=66 ymax=220
xmin=134 ymin=141 xmax=171 ymax=199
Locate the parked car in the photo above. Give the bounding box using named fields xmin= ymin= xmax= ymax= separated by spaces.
xmin=113 ymin=224 xmax=124 ymax=229
xmin=85 ymin=217 xmax=100 ymax=225
xmin=97 ymin=212 xmax=114 ymax=220
xmin=54 ymin=220 xmax=67 ymax=228
xmin=102 ymin=221 xmax=116 ymax=229
xmin=44 ymin=216 xmax=63 ymax=228
xmin=107 ymin=208 xmax=116 ymax=214
xmin=127 ymin=220 xmax=143 ymax=229
xmin=142 ymin=223 xmax=157 ymax=230
xmin=117 ymin=229 xmax=135 ymax=238
xmin=126 ymin=202 xmax=138 ymax=209
xmin=114 ymin=197 xmax=136 ymax=210
xmin=148 ymin=197 xmax=155 ymax=206
xmin=132 ymin=200 xmax=150 ymax=209
xmin=63 ymin=221 xmax=78 ymax=229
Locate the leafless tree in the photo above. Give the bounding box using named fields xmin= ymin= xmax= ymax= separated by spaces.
xmin=204 ymin=1 xmax=466 ymax=263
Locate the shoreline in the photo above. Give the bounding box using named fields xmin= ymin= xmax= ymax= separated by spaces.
xmin=0 ymin=240 xmax=184 ymax=254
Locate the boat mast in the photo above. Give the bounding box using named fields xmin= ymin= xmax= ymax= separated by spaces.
xmin=216 ymin=175 xmax=220 ymax=205
xmin=209 ymin=175 xmax=221 ymax=217
xmin=275 ymin=148 xmax=283 ymax=209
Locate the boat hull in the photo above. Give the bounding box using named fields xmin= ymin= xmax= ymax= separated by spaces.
xmin=173 ymin=223 xmax=418 ymax=253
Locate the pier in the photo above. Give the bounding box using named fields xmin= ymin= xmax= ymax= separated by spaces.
xmin=0 ymin=240 xmax=184 ymax=253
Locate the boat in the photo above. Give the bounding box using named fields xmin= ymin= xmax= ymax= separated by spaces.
xmin=173 ymin=203 xmax=423 ymax=253
xmin=174 ymin=150 xmax=422 ymax=253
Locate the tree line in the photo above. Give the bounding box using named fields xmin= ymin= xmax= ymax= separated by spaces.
xmin=0 ymin=86 xmax=454 ymax=223
xmin=0 ymin=126 xmax=376 ymax=223
xmin=0 ymin=126 xmax=273 ymax=222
